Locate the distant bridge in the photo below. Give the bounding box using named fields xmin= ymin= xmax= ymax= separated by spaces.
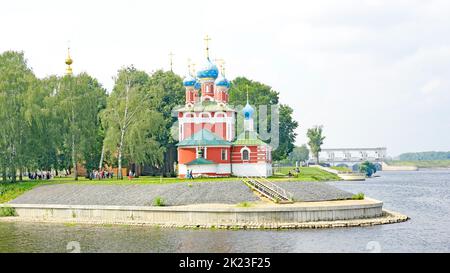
xmin=314 ymin=147 xmax=387 ymax=171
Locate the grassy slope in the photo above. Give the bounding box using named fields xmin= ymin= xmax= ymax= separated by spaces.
xmin=273 ymin=167 xmax=341 ymax=181
xmin=330 ymin=166 xmax=352 ymax=173
xmin=387 ymin=160 xmax=450 ymax=168
xmin=0 ymin=181 xmax=55 ymax=203
xmin=0 ymin=167 xmax=340 ymax=203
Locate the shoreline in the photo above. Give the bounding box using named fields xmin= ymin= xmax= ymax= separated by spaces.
xmin=0 ymin=198 xmax=408 ymax=229
xmin=0 ymin=209 xmax=408 ymax=229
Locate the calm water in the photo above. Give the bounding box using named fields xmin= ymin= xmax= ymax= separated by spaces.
xmin=1 ymin=170 xmax=449 ymax=253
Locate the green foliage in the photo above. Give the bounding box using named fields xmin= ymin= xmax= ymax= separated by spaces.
xmin=359 ymin=161 xmax=377 ymax=177
xmin=145 ymin=70 xmax=185 ymax=176
xmin=287 ymin=144 xmax=310 ymax=164
xmin=229 ymin=77 xmax=279 ymax=106
xmin=0 ymin=206 xmax=17 ymax=217
xmin=101 ymin=67 xmax=165 ymax=178
xmin=0 ymin=51 xmax=106 ymax=181
xmin=228 ymin=77 xmax=298 ymax=161
xmin=398 ymin=151 xmax=450 ymax=161
xmin=153 ymin=196 xmax=165 ymax=206
xmin=56 ymin=73 xmax=107 ymax=178
xmin=351 ymin=192 xmax=365 ymax=200
xmin=307 ymin=126 xmax=325 ymax=164
xmin=0 ymin=51 xmax=37 ymax=182
xmin=387 ymin=160 xmax=450 ymax=168
xmin=273 ymin=105 xmax=298 ymax=160
xmin=0 ymin=50 xmax=299 ymax=181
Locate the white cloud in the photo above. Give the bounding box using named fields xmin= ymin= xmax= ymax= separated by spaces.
xmin=421 ymin=79 xmax=441 ymax=94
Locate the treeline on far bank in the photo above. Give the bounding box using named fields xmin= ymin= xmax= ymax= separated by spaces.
xmin=0 ymin=51 xmax=298 ymax=182
xmin=397 ymin=151 xmax=450 ymax=161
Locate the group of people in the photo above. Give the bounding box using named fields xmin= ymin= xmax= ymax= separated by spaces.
xmin=287 ymin=167 xmax=301 ymax=177
xmin=88 ymin=169 xmax=113 ymax=180
xmin=28 ymin=171 xmax=53 ymax=180
xmin=186 ymin=169 xmax=194 ymax=179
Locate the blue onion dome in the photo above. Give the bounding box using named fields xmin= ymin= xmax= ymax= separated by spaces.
xmin=196 ymin=58 xmax=219 ymax=79
xmin=215 ymin=73 xmax=230 ymax=88
xmin=242 ymin=103 xmax=254 ymax=120
xmin=183 ymin=74 xmax=196 ymax=87
xmin=194 ymin=81 xmax=201 ymax=90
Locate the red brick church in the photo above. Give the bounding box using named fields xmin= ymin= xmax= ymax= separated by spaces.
xmin=175 ymin=43 xmax=272 ymax=178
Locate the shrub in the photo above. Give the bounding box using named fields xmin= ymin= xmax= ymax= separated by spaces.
xmin=0 ymin=206 xmax=17 ymax=217
xmin=359 ymin=161 xmax=377 ymax=177
xmin=351 ymin=192 xmax=365 ymax=200
xmin=153 ymin=196 xmax=165 ymax=206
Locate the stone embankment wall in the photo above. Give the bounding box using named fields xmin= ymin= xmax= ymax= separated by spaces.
xmin=1 ymin=199 xmax=385 ymax=228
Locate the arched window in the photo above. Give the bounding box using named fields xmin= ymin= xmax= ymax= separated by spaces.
xmin=242 ymin=149 xmax=249 ymax=161
xmin=200 ymin=112 xmax=211 ymax=118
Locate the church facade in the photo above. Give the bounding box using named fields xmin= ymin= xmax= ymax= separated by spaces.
xmin=175 ymin=47 xmax=272 ymax=178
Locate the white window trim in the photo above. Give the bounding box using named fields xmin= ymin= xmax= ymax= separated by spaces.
xmin=240 ymin=146 xmax=251 ymax=161
xmin=199 ymin=112 xmax=212 ymax=118
xmin=221 ymin=149 xmax=228 ymax=161
xmin=183 ymin=112 xmax=195 ymax=118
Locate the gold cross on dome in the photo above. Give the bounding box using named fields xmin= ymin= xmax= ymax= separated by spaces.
xmin=204 ymin=35 xmax=211 ymax=58
xmin=169 ymin=51 xmax=174 ymax=71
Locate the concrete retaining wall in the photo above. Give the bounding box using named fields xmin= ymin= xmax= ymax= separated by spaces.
xmin=2 ymin=199 xmax=383 ymax=228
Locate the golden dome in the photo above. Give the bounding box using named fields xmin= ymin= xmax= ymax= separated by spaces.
xmin=65 ymin=56 xmax=73 ymax=65
xmin=65 ymin=47 xmax=73 ymax=75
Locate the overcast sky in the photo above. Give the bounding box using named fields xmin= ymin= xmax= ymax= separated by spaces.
xmin=2 ymin=0 xmax=450 ymax=156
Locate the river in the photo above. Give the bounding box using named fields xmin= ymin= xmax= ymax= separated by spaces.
xmin=1 ymin=170 xmax=449 ymax=253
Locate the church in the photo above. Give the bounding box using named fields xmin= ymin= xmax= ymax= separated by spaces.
xmin=175 ymin=39 xmax=273 ymax=178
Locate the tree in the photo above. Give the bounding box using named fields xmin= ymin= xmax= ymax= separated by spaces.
xmin=272 ymin=105 xmax=298 ymax=160
xmin=359 ymin=161 xmax=377 ymax=177
xmin=288 ymin=144 xmax=310 ymax=164
xmin=229 ymin=77 xmax=298 ymax=160
xmin=307 ymin=126 xmax=325 ymax=165
xmin=398 ymin=151 xmax=450 ymax=161
xmin=24 ymin=76 xmax=62 ymax=173
xmin=101 ymin=67 xmax=165 ymax=179
xmin=0 ymin=51 xmax=35 ymax=182
xmin=146 ymin=70 xmax=184 ymax=176
xmin=55 ymin=73 xmax=106 ymax=180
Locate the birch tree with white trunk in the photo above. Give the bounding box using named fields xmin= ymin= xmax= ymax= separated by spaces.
xmin=101 ymin=67 xmax=164 ymax=179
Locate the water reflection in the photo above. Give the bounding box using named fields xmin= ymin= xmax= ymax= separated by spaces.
xmin=1 ymin=170 xmax=450 ymax=252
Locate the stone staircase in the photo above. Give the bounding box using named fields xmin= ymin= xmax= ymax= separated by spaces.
xmin=242 ymin=176 xmax=293 ymax=203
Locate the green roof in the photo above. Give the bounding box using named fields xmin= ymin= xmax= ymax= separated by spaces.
xmin=177 ymin=129 xmax=232 ymax=147
xmin=185 ymin=158 xmax=216 ymax=165
xmin=233 ymin=130 xmax=267 ymax=146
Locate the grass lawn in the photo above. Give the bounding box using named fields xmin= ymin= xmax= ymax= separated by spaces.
xmin=0 ymin=167 xmax=340 ymax=203
xmin=0 ymin=181 xmax=56 ymax=203
xmin=273 ymin=167 xmax=341 ymax=181
xmin=330 ymin=166 xmax=352 ymax=173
